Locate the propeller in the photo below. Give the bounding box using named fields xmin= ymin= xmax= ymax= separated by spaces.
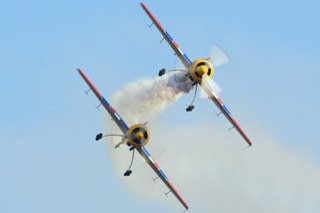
xmin=199 ymin=44 xmax=228 ymax=99
xmin=208 ymin=44 xmax=230 ymax=68
xmin=169 ymin=44 xmax=227 ymax=101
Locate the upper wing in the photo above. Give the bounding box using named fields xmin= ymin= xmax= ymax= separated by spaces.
xmin=77 ymin=68 xmax=129 ymax=134
xmin=201 ymin=81 xmax=253 ymax=146
xmin=140 ymin=3 xmax=192 ymax=69
xmin=137 ymin=146 xmax=189 ymax=210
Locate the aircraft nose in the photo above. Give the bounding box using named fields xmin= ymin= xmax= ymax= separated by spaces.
xmin=135 ymin=132 xmax=144 ymax=140
xmin=198 ymin=65 xmax=208 ymax=76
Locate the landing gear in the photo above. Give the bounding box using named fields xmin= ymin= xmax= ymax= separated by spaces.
xmin=158 ymin=68 xmax=166 ymax=76
xmin=95 ymin=133 xmax=103 ymax=141
xmin=159 ymin=68 xmax=188 ymax=77
xmin=186 ymin=105 xmax=194 ymax=112
xmin=124 ymin=148 xmax=135 ymax=177
xmin=186 ymin=84 xmax=198 ymax=112
xmin=95 ymin=133 xmax=125 ymax=144
xmin=124 ymin=170 xmax=132 ymax=176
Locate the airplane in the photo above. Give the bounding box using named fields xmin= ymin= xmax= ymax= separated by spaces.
xmin=140 ymin=3 xmax=253 ymax=147
xmin=77 ymin=68 xmax=189 ymax=210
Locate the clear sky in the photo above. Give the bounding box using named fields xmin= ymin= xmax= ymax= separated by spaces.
xmin=1 ymin=0 xmax=319 ymax=212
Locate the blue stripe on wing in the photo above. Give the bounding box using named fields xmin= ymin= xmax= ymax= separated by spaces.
xmin=159 ymin=169 xmax=168 ymax=180
xmin=183 ymin=53 xmax=192 ymax=64
xmin=142 ymin=147 xmax=151 ymax=157
xmin=120 ymin=119 xmax=129 ymax=130
xmin=101 ymin=96 xmax=110 ymax=106
xmin=165 ymin=31 xmax=173 ymax=41
xmin=223 ymin=105 xmax=232 ymax=116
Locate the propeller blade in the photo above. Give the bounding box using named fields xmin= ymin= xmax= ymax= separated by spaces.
xmin=208 ymin=44 xmax=230 ymax=67
xmin=199 ymin=86 xmax=210 ymax=100
xmin=201 ymin=78 xmax=222 ymax=98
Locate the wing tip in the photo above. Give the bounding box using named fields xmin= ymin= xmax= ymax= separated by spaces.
xmin=140 ymin=2 xmax=145 ymax=8
xmin=247 ymin=137 xmax=253 ymax=146
xmin=77 ymin=68 xmax=88 ymax=81
xmin=77 ymin=68 xmax=83 ymax=75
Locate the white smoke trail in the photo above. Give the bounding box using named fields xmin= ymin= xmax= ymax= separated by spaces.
xmin=104 ymin=75 xmax=320 ymax=213
xmin=110 ymin=73 xmax=193 ymax=125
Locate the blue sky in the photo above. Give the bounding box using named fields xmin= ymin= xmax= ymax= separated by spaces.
xmin=1 ymin=0 xmax=319 ymax=212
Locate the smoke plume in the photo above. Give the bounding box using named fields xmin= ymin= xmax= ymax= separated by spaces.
xmin=111 ymin=73 xmax=193 ymax=125
xmin=104 ymin=75 xmax=320 ymax=213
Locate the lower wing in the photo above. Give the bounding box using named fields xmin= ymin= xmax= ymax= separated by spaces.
xmin=137 ymin=146 xmax=189 ymax=210
xmin=201 ymin=81 xmax=252 ymax=146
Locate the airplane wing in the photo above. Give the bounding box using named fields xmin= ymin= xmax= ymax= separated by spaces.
xmin=77 ymin=68 xmax=129 ymax=134
xmin=137 ymin=146 xmax=189 ymax=210
xmin=140 ymin=2 xmax=192 ymax=69
xmin=201 ymin=81 xmax=253 ymax=146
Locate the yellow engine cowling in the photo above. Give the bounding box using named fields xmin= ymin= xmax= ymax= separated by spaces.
xmin=127 ymin=124 xmax=150 ymax=147
xmin=190 ymin=59 xmax=214 ymax=83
